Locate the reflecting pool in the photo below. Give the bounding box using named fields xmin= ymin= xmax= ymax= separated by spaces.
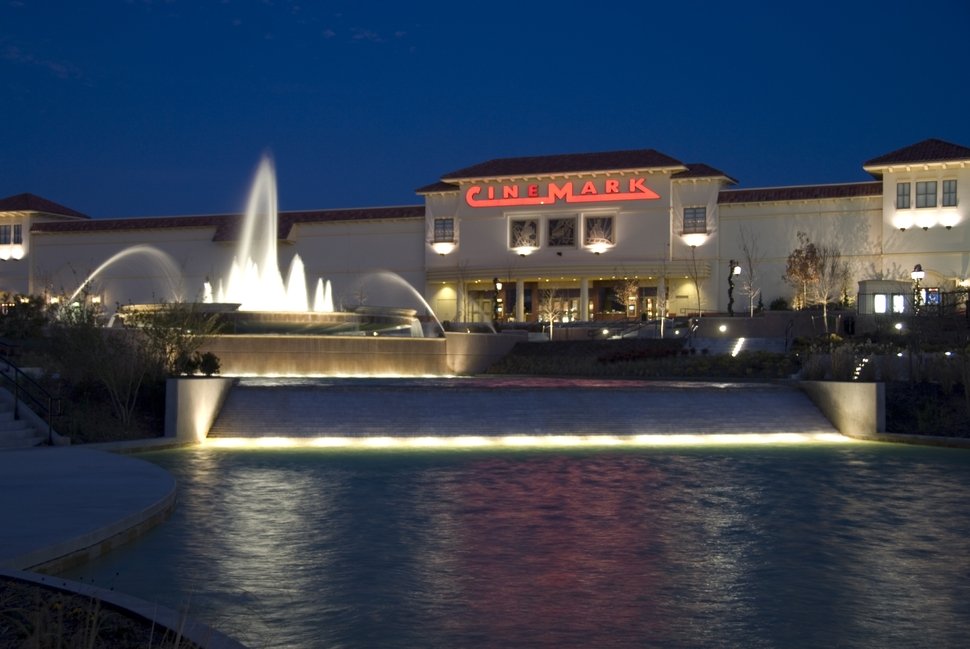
xmin=62 ymin=443 xmax=970 ymax=648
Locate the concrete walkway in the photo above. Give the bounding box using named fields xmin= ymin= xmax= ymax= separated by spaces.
xmin=0 ymin=445 xmax=176 ymax=572
xmin=0 ymin=442 xmax=248 ymax=648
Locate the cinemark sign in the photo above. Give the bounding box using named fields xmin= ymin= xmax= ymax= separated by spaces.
xmin=465 ymin=178 xmax=660 ymax=208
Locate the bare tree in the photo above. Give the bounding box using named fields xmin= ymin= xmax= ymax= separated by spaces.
xmin=784 ymin=232 xmax=850 ymax=331
xmin=616 ymin=276 xmax=640 ymax=319
xmin=536 ymin=288 xmax=566 ymax=340
xmin=738 ymin=225 xmax=764 ymax=316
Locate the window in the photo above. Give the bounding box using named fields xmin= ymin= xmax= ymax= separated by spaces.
xmin=12 ymin=224 xmax=22 ymax=245
xmin=548 ymin=217 xmax=576 ymax=247
xmin=432 ymin=217 xmax=454 ymax=242
xmin=683 ymin=207 xmax=706 ymax=234
xmin=943 ymin=179 xmax=957 ymax=207
xmin=584 ymin=216 xmax=614 ymax=246
xmin=509 ymin=219 xmax=538 ymax=248
xmin=916 ymin=181 xmax=937 ymax=208
xmin=892 ymin=295 xmax=906 ymax=314
xmin=896 ymin=183 xmax=910 ymax=209
xmin=0 ymin=225 xmax=10 ymax=245
xmin=874 ymin=294 xmax=887 ymax=314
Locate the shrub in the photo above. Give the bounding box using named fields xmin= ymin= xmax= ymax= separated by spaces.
xmin=195 ymin=351 xmax=221 ymax=376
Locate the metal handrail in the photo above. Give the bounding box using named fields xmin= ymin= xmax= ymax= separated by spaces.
xmin=0 ymin=344 xmax=58 ymax=445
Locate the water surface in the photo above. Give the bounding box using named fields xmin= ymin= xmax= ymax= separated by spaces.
xmin=63 ymin=443 xmax=970 ymax=648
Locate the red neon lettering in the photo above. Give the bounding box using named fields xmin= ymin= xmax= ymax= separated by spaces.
xmin=548 ymin=182 xmax=572 ymax=201
xmin=628 ymin=178 xmax=648 ymax=194
xmin=465 ymin=178 xmax=660 ymax=207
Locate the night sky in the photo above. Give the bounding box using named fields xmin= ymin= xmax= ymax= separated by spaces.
xmin=3 ymin=0 xmax=969 ymax=218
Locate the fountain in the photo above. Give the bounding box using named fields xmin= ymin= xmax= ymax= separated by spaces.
xmin=68 ymin=245 xmax=184 ymax=305
xmin=76 ymin=155 xmax=521 ymax=376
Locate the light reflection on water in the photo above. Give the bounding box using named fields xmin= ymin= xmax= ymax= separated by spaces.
xmin=63 ymin=445 xmax=970 ymax=648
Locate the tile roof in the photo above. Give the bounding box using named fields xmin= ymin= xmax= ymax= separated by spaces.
xmin=414 ymin=181 xmax=459 ymax=194
xmin=718 ymin=182 xmax=882 ymax=204
xmin=672 ymin=163 xmax=737 ymax=184
xmin=863 ymin=138 xmax=970 ymax=168
xmin=31 ymin=205 xmax=425 ymax=241
xmin=0 ymin=193 xmax=89 ymax=219
xmin=439 ymin=148 xmax=686 ymax=181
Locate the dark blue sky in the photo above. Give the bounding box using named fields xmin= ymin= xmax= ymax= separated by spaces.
xmin=3 ymin=0 xmax=969 ymax=218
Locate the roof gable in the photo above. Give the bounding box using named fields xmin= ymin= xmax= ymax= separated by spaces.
xmin=439 ymin=149 xmax=686 ymax=181
xmin=0 ymin=193 xmax=89 ymax=219
xmin=863 ymin=138 xmax=970 ymax=168
xmin=672 ymin=163 xmax=737 ymax=184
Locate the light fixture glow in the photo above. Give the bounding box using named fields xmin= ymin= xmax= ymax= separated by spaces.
xmin=681 ymin=232 xmax=708 ymax=248
xmin=731 ymin=337 xmax=746 ymax=357
xmin=430 ymin=241 xmax=456 ymax=256
xmin=202 ymin=431 xmax=854 ymax=450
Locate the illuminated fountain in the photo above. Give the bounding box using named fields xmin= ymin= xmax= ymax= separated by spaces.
xmin=207 ymin=157 xmax=333 ymax=314
xmin=68 ymin=244 xmax=185 ymax=305
xmin=122 ymin=155 xmax=431 ymax=338
xmin=73 ymin=156 xmax=519 ymax=376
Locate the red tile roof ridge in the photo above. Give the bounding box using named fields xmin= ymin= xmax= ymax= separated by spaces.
xmin=718 ymin=181 xmax=882 ymax=204
xmin=439 ymin=148 xmax=686 ymax=181
xmin=721 ymin=180 xmax=881 ymax=193
xmin=0 ymin=192 xmax=89 ymax=219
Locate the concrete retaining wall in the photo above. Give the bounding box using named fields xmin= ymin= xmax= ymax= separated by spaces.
xmin=164 ymin=378 xmax=235 ymax=443
xmin=201 ymin=335 xmax=449 ymax=376
xmin=445 ymin=331 xmax=526 ymax=374
xmin=800 ymin=381 xmax=885 ymax=436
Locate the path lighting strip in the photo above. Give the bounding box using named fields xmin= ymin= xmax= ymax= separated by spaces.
xmin=203 ymin=432 xmax=853 ymax=450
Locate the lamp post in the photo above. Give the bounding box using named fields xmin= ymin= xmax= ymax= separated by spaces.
xmin=911 ymin=264 xmax=925 ymax=314
xmin=728 ymin=260 xmax=741 ymax=316
xmin=492 ymin=277 xmax=503 ymax=323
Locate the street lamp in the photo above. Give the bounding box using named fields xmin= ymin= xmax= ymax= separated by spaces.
xmin=911 ymin=264 xmax=925 ymax=314
xmin=728 ymin=260 xmax=741 ymax=316
xmin=493 ymin=277 xmax=503 ymax=322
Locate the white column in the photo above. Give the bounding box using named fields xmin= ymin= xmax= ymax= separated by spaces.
xmin=580 ymin=277 xmax=589 ymax=321
xmin=516 ymin=279 xmax=525 ymax=322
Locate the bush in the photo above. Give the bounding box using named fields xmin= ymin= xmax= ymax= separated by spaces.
xmin=196 ymin=351 xmax=221 ymax=376
xmin=769 ymin=297 xmax=790 ymax=311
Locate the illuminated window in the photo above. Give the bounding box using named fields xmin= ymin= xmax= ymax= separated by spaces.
xmin=683 ymin=207 xmax=706 ymax=234
xmin=433 ymin=217 xmax=454 ymax=242
xmin=0 ymin=225 xmax=10 ymax=245
xmin=942 ymin=180 xmax=957 ymax=207
xmin=12 ymin=224 xmax=22 ymax=245
xmin=874 ymin=294 xmax=887 ymax=314
xmin=916 ymin=181 xmax=937 ymax=208
xmin=892 ymin=294 xmax=906 ymax=313
xmin=584 ymin=216 xmax=614 ymax=246
xmin=896 ymin=182 xmax=910 ymax=208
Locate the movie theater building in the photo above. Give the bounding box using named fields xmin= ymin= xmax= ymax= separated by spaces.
xmin=1 ymin=138 xmax=968 ymax=323
xmin=419 ymin=138 xmax=970 ymax=323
